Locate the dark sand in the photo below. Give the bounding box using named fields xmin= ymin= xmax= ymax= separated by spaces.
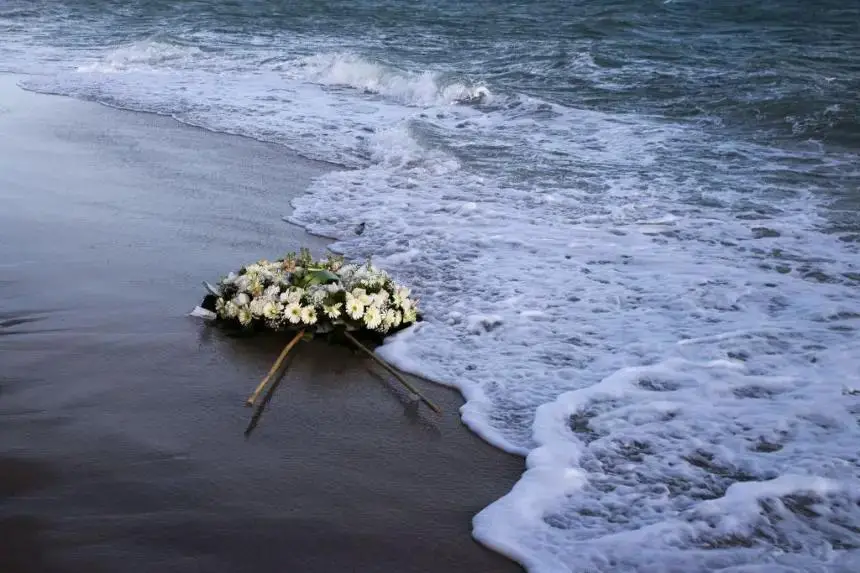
xmin=0 ymin=75 xmax=523 ymax=573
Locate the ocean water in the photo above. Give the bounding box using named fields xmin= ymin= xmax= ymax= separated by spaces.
xmin=2 ymin=1 xmax=859 ymax=571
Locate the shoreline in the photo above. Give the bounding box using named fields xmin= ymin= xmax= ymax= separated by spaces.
xmin=0 ymin=74 xmax=524 ymax=573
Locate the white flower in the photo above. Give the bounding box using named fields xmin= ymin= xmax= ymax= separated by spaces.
xmin=363 ymin=305 xmax=383 ymax=329
xmin=263 ymin=301 xmax=282 ymax=320
xmin=248 ymin=278 xmax=264 ymax=296
xmin=372 ymin=290 xmax=390 ymax=307
xmin=215 ymin=297 xmax=227 ymax=316
xmin=338 ymin=264 xmax=358 ymax=278
xmin=346 ymin=298 xmax=365 ymax=320
xmin=223 ymin=272 xmax=238 ymax=285
xmin=324 ymin=303 xmax=342 ymax=319
xmin=286 ymin=288 xmax=304 ymax=304
xmin=384 ymin=309 xmax=401 ymax=329
xmin=345 ymin=291 xmax=358 ymax=305
xmin=326 ymin=283 xmax=342 ymax=294
xmin=300 ymin=306 xmax=318 ymax=325
xmin=235 ymin=275 xmax=251 ymax=292
xmin=285 ymin=303 xmax=303 ymax=324
xmin=264 ymin=285 xmax=281 ymax=300
xmin=367 ymin=272 xmax=387 ymax=288
xmin=400 ymin=297 xmax=413 ymax=312
xmin=237 ymin=307 xmax=253 ymax=326
xmin=310 ymin=288 xmax=327 ymax=305
xmin=403 ymin=307 xmax=418 ymax=324
xmin=235 ymin=293 xmax=251 ymax=307
xmin=224 ymin=301 xmax=239 ymax=318
xmin=279 ymin=292 xmax=290 ymax=303
xmin=249 ymin=298 xmax=267 ymax=317
xmin=351 ymin=288 xmax=371 ymax=306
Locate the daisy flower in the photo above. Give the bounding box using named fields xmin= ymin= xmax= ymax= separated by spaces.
xmin=285 ymin=303 xmax=303 ymax=324
xmin=384 ymin=309 xmax=401 ymax=329
xmin=346 ymin=298 xmax=365 ymax=320
xmin=263 ymin=302 xmax=282 ymax=321
xmin=237 ymin=307 xmax=253 ymax=326
xmin=215 ymin=297 xmax=227 ymax=316
xmin=363 ymin=305 xmax=383 ymax=329
xmin=300 ymin=306 xmax=318 ymax=325
xmin=403 ymin=307 xmax=418 ymax=324
xmin=324 ymin=303 xmax=342 ymax=319
xmin=235 ymin=293 xmax=250 ymax=307
xmin=224 ymin=301 xmax=239 ymax=318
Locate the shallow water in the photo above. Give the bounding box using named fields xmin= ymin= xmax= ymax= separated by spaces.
xmin=1 ymin=2 xmax=859 ymax=571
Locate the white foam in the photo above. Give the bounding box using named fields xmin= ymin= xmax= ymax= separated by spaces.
xmin=76 ymin=40 xmax=204 ymax=73
xmin=290 ymin=102 xmax=860 ymax=570
xmin=291 ymin=52 xmax=492 ymax=107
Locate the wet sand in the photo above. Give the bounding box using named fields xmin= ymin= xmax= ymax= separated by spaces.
xmin=0 ymin=75 xmax=524 ymax=573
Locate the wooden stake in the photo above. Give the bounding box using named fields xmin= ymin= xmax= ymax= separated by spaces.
xmin=246 ymin=329 xmax=305 ymax=407
xmin=343 ymin=331 xmax=441 ymax=414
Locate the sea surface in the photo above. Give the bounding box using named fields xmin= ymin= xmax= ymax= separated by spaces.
xmin=2 ymin=1 xmax=859 ymax=571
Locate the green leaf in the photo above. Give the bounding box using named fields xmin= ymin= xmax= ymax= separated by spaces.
xmin=305 ymin=269 xmax=340 ymax=285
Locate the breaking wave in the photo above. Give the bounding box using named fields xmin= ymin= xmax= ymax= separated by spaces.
xmin=287 ymin=52 xmax=492 ymax=106
xmin=76 ymin=40 xmax=205 ymax=73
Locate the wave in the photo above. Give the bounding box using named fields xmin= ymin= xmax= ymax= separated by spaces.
xmin=286 ymin=52 xmax=492 ymax=107
xmin=76 ymin=40 xmax=204 ymax=73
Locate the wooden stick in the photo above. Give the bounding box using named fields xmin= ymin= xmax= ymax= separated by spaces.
xmin=244 ymin=357 xmax=290 ymax=438
xmin=343 ymin=331 xmax=441 ymax=414
xmin=245 ymin=329 xmax=305 ymax=407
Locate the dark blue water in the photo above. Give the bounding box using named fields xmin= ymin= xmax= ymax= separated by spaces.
xmin=2 ymin=2 xmax=859 ymax=571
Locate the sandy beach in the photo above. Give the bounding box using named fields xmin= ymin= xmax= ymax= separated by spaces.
xmin=0 ymin=75 xmax=523 ymax=573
